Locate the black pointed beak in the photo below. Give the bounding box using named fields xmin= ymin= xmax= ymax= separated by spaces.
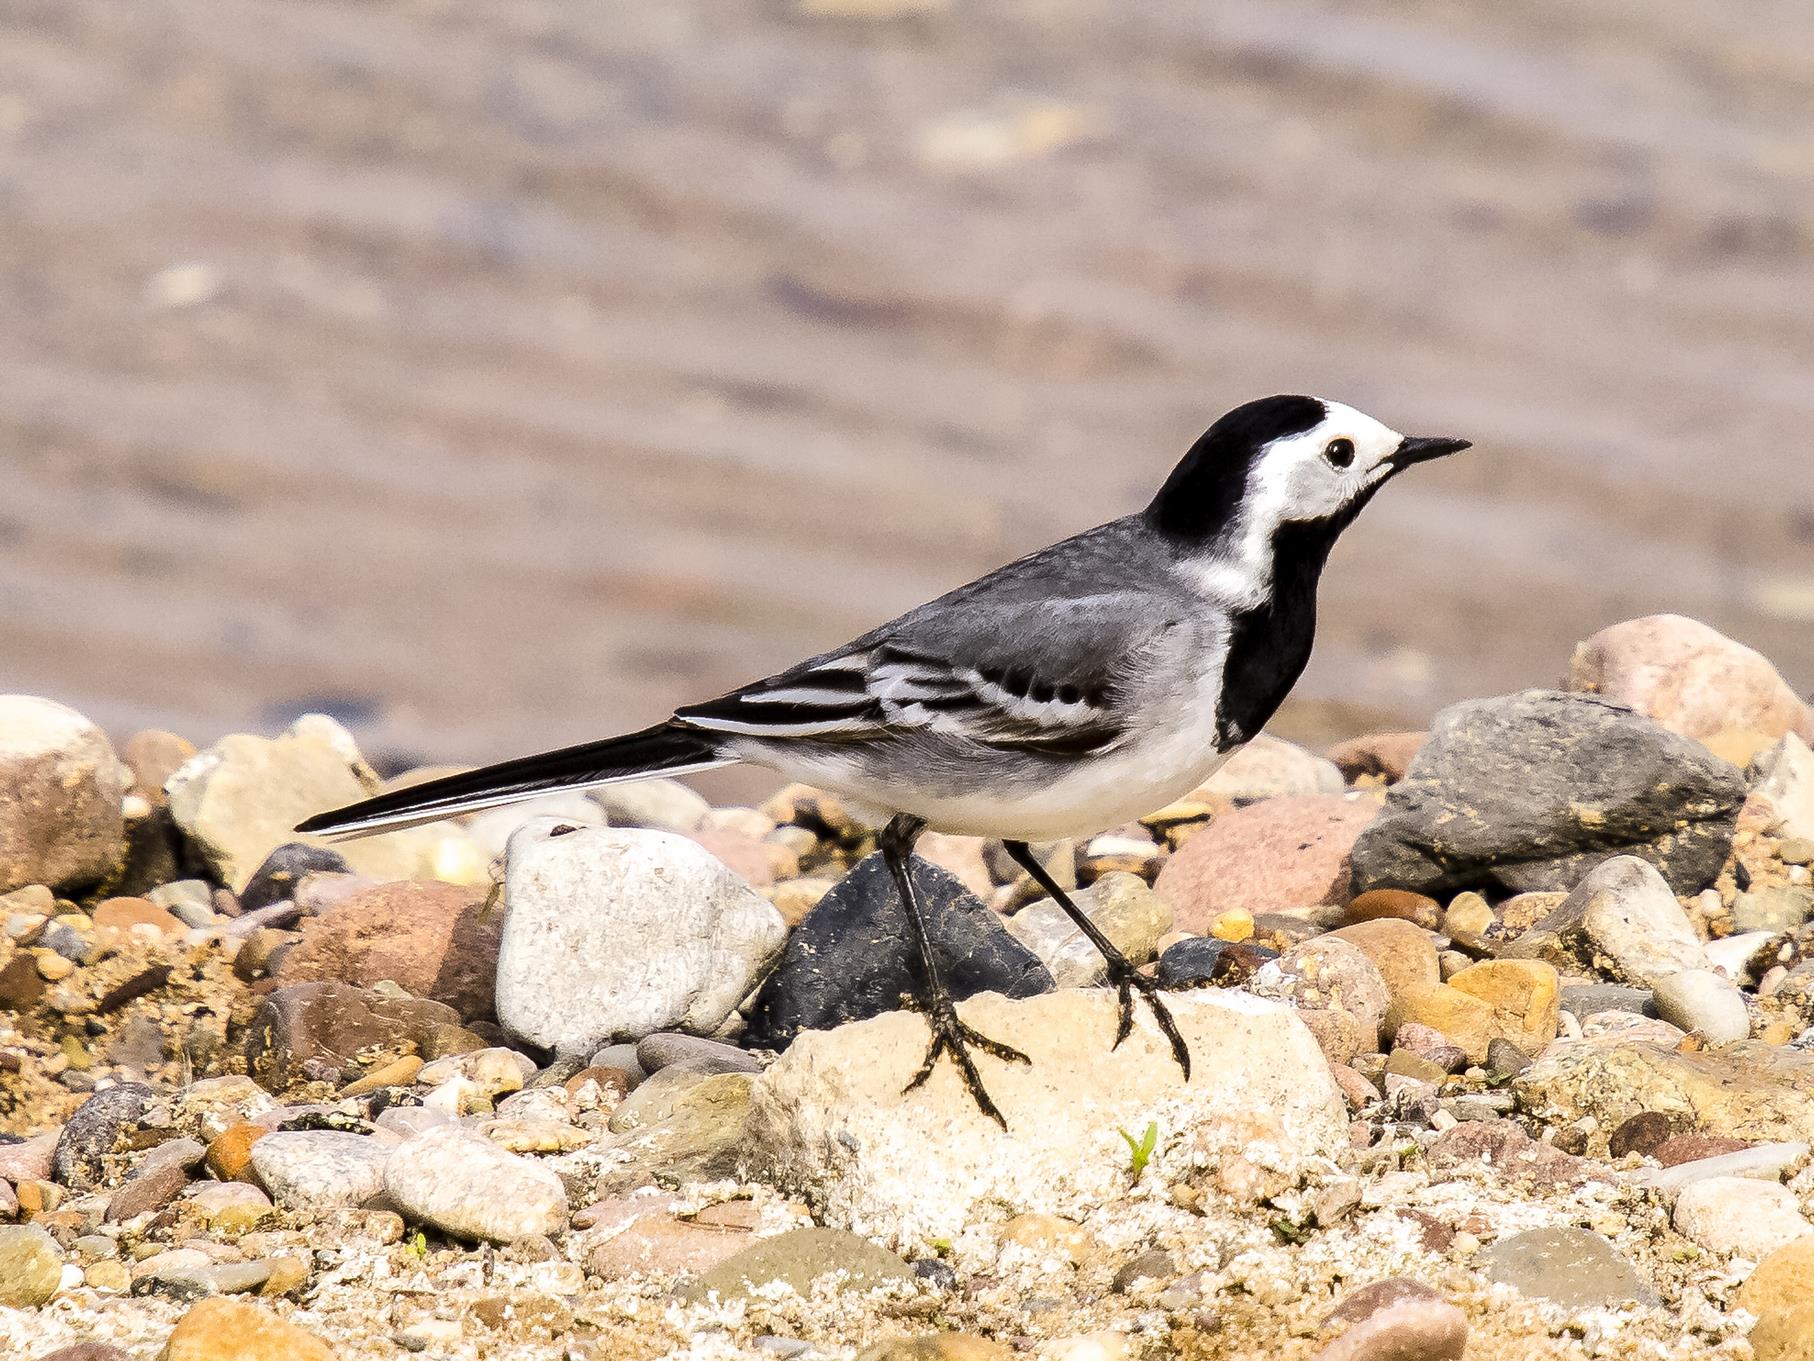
xmin=1387 ymin=434 xmax=1471 ymax=470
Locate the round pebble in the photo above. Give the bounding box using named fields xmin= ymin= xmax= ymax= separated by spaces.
xmin=382 ymin=1124 xmax=568 ymax=1244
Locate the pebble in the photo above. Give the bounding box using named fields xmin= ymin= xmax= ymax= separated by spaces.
xmin=1198 ymin=732 xmax=1345 ymax=800
xmin=1651 ymin=968 xmax=1751 ymax=1043
xmin=1343 ymin=890 xmax=1442 ymax=931
xmin=1734 ymin=886 xmax=1814 ymax=933
xmin=1477 ymin=1226 xmax=1657 ymax=1308
xmin=591 ymin=777 xmax=710 ymax=833
xmin=1247 ymin=937 xmax=1391 ymax=1044
xmin=744 ymin=851 xmax=1053 ymax=1051
xmin=1704 ymin=931 xmax=1776 ymax=981
xmin=1315 ymin=1279 xmax=1467 ymax=1361
xmin=1327 ymin=919 xmax=1441 ymax=1004
xmin=104 ymin=1136 xmax=205 ymax=1221
xmin=1633 ymin=1141 xmax=1808 ymax=1199
xmin=382 ymin=1125 xmax=568 ymax=1243
xmin=161 ymin=1296 xmax=334 ymax=1361
xmin=249 ymin=1131 xmax=391 ymax=1210
xmin=1736 ymin=1239 xmax=1814 ymax=1361
xmin=1559 ymin=982 xmax=1655 ymax=1019
xmin=1571 ymin=855 xmax=1715 ymax=985
xmin=637 ymin=1032 xmax=762 ymax=1075
xmin=416 ymin=1046 xmax=534 ymax=1097
xmin=496 ymin=819 xmax=787 ymax=1054
xmin=856 ymin=1339 xmax=1009 ymax=1361
xmin=183 ymin=1182 xmax=275 ymax=1234
xmin=1672 ymin=1176 xmax=1812 ymax=1257
xmin=1155 ymin=937 xmax=1233 ymax=988
xmin=145 ymin=1258 xmax=277 ymax=1300
xmin=0 ymin=1223 xmax=63 ymax=1307
xmin=244 ymin=981 xmax=480 ymax=1090
xmin=677 ymin=1227 xmax=914 ymax=1305
xmin=1003 ymin=872 xmax=1172 ymax=987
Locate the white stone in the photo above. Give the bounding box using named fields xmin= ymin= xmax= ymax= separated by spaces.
xmin=1704 ymin=932 xmax=1776 ymax=980
xmin=1651 ymin=969 xmax=1750 ymax=1044
xmin=1632 ymin=1142 xmax=1809 ymax=1200
xmin=0 ymin=695 xmax=126 ymax=895
xmin=165 ymin=715 xmax=486 ymax=891
xmin=462 ymin=792 xmax=605 ymax=860
xmin=416 ymin=1047 xmax=534 ymax=1099
xmin=1196 ymin=732 xmax=1345 ymax=801
xmin=1577 ymin=856 xmax=1711 ymax=986
xmin=383 ymin=1125 xmax=567 ymax=1244
xmin=589 ymin=778 xmax=711 ymax=833
xmin=1755 ymin=734 xmax=1814 ymax=842
xmin=1672 ymin=1176 xmax=1812 ymax=1258
xmin=496 ymin=819 xmax=787 ymax=1054
xmin=249 ymin=1131 xmax=390 ymax=1210
xmin=749 ymin=989 xmax=1348 ymax=1246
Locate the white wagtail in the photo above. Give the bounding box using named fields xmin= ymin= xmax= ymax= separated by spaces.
xmin=299 ymin=395 xmax=1469 ymax=1125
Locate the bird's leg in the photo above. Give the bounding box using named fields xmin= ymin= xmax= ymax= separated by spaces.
xmin=880 ymin=813 xmax=1030 ymax=1129
xmin=1005 ymin=840 xmax=1192 ymax=1080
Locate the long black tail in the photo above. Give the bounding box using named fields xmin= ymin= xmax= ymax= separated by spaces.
xmin=294 ymin=722 xmax=728 ymax=839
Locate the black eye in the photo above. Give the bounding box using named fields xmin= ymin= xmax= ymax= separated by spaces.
xmin=1323 ymin=437 xmax=1355 ymax=469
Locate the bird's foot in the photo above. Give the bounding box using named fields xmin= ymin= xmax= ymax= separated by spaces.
xmin=903 ymin=998 xmax=1031 ymax=1131
xmin=1107 ymin=961 xmax=1193 ymax=1080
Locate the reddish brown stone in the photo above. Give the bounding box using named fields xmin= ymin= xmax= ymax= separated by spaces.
xmin=1607 ymin=1111 xmax=1678 ymax=1160
xmin=1154 ymin=795 xmax=1379 ymax=931
xmin=272 ymin=880 xmax=502 ymax=1021
xmin=1653 ymin=1133 xmax=1752 ymax=1167
xmin=90 ymin=897 xmax=184 ymax=937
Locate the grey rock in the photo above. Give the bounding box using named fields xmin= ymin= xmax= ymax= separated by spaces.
xmin=496 ymin=819 xmax=787 ymax=1055
xmin=637 ymin=1033 xmax=760 ymax=1076
xmin=588 ymin=1043 xmax=648 ymax=1083
xmin=143 ymin=1258 xmax=275 ymax=1299
xmin=1478 ymin=1226 xmax=1657 ymax=1308
xmin=1559 ymin=983 xmax=1656 ymax=1019
xmin=1652 ymin=969 xmax=1750 ymax=1044
xmin=1508 ymin=856 xmax=1709 ymax=987
xmin=1349 ymin=691 xmax=1745 ymax=896
xmin=250 ymin=1130 xmax=392 ymax=1210
xmin=52 ymin=1083 xmax=159 ymax=1190
xmin=0 ymin=1224 xmax=63 ymax=1307
xmin=678 ymin=1227 xmax=914 ymax=1304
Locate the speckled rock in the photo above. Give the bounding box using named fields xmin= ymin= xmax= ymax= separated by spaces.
xmin=1314 ymin=1279 xmax=1467 ymax=1361
xmin=1247 ymin=937 xmax=1391 ymax=1050
xmin=1349 ymin=691 xmax=1745 ymax=896
xmin=1196 ymin=732 xmax=1345 ymax=801
xmin=52 ymin=1083 xmax=159 ymax=1190
xmin=382 ymin=1124 xmax=568 ymax=1243
xmin=1738 ymin=1239 xmax=1814 ymax=1361
xmin=1516 ymin=1036 xmax=1814 ymax=1151
xmin=0 ymin=696 xmax=126 ymax=895
xmin=1326 ymin=919 xmax=1441 ymax=1004
xmin=244 ymin=982 xmax=481 ymax=1091
xmin=749 ymin=989 xmax=1347 ymax=1245
xmin=745 ymin=852 xmax=1053 ymax=1051
xmin=1755 ymin=734 xmax=1814 ymax=843
xmin=239 ymin=843 xmax=354 ymax=913
xmin=497 ymin=819 xmax=787 ymax=1054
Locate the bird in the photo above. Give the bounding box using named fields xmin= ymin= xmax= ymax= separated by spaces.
xmin=297 ymin=394 xmax=1470 ymax=1127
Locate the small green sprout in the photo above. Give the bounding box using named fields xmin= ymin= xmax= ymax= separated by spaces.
xmin=1270 ymin=1216 xmax=1312 ymax=1245
xmin=408 ymin=1230 xmax=428 ymax=1259
xmin=1120 ymin=1121 xmax=1159 ymax=1181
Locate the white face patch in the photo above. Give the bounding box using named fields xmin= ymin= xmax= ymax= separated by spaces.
xmin=1186 ymin=400 xmax=1407 ymax=606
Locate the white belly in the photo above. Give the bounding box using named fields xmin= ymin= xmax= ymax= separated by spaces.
xmin=746 ymin=674 xmax=1238 ymax=841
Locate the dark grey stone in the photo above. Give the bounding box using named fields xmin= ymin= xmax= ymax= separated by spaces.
xmin=240 ymin=842 xmax=353 ymax=914
xmin=51 ymin=1083 xmax=159 ymax=1190
xmin=1349 ymin=690 xmax=1745 ymax=897
xmin=742 ymin=853 xmax=1053 ymax=1051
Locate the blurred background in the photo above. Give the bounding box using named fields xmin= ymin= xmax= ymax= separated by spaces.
xmin=4 ymin=0 xmax=1812 ymax=796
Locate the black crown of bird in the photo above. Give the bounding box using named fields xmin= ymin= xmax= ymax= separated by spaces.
xmin=298 ymin=394 xmax=1470 ymax=1127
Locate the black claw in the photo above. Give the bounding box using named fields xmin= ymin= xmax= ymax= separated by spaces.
xmin=1114 ymin=965 xmax=1192 ymax=1080
xmin=902 ymin=1007 xmax=1019 ymax=1130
